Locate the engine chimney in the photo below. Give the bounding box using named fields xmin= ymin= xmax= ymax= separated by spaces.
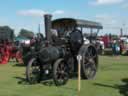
xmin=44 ymin=14 xmax=52 ymax=43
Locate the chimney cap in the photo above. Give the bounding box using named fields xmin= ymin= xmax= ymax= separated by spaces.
xmin=44 ymin=14 xmax=52 ymax=17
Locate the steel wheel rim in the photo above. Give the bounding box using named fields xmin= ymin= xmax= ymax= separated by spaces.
xmin=83 ymin=47 xmax=97 ymax=79
xmin=55 ymin=61 xmax=68 ymax=84
xmin=29 ymin=61 xmax=40 ymax=83
xmin=83 ymin=60 xmax=96 ymax=78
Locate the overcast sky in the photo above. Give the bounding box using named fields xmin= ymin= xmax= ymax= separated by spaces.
xmin=0 ymin=0 xmax=128 ymax=35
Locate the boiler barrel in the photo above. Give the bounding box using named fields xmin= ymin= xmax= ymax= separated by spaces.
xmin=39 ymin=46 xmax=65 ymax=63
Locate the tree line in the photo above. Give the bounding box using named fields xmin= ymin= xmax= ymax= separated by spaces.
xmin=0 ymin=26 xmax=34 ymax=39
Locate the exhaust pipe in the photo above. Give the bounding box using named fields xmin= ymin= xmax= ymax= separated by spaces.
xmin=44 ymin=14 xmax=52 ymax=43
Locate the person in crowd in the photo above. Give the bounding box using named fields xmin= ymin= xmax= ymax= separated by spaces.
xmin=112 ymin=40 xmax=120 ymax=56
xmin=115 ymin=41 xmax=120 ymax=56
xmin=120 ymin=40 xmax=124 ymax=55
xmin=112 ymin=40 xmax=116 ymax=55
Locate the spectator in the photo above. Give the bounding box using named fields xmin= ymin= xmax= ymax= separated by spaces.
xmin=115 ymin=40 xmax=120 ymax=56
xmin=112 ymin=40 xmax=116 ymax=55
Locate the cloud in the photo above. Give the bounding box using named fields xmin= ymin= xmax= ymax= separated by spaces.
xmin=90 ymin=0 xmax=124 ymax=5
xmin=53 ymin=10 xmax=64 ymax=15
xmin=95 ymin=14 xmax=128 ymax=35
xmin=122 ymin=3 xmax=128 ymax=8
xmin=18 ymin=9 xmax=65 ymax=17
xmin=95 ymin=14 xmax=117 ymax=25
xmin=18 ymin=9 xmax=47 ymax=17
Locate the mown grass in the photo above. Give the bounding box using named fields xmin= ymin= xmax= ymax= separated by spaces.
xmin=0 ymin=56 xmax=128 ymax=96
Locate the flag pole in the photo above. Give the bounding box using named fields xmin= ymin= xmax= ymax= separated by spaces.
xmin=77 ymin=55 xmax=82 ymax=96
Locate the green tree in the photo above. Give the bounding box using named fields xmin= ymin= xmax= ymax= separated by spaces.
xmin=0 ymin=26 xmax=14 ymax=41
xmin=18 ymin=29 xmax=34 ymax=39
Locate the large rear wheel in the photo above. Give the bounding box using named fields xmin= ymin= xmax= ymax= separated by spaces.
xmin=79 ymin=45 xmax=98 ymax=79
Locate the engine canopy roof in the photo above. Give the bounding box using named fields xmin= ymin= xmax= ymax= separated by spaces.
xmin=52 ymin=18 xmax=103 ymax=29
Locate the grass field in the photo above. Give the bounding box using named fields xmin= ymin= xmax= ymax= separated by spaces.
xmin=0 ymin=56 xmax=128 ymax=96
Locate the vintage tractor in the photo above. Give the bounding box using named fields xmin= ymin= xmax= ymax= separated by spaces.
xmin=26 ymin=14 xmax=103 ymax=85
xmin=0 ymin=26 xmax=23 ymax=64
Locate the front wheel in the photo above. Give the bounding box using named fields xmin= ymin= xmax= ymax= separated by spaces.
xmin=53 ymin=59 xmax=69 ymax=86
xmin=26 ymin=58 xmax=41 ymax=84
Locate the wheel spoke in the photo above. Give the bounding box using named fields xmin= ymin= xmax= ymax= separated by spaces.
xmin=87 ymin=47 xmax=97 ymax=59
xmin=27 ymin=59 xmax=40 ymax=84
xmin=54 ymin=59 xmax=69 ymax=85
xmin=83 ymin=56 xmax=97 ymax=79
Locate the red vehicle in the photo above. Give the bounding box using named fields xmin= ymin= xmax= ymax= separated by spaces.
xmin=0 ymin=26 xmax=23 ymax=64
xmin=0 ymin=40 xmax=23 ymax=65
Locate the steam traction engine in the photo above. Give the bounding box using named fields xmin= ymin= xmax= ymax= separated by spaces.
xmin=26 ymin=14 xmax=103 ymax=85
